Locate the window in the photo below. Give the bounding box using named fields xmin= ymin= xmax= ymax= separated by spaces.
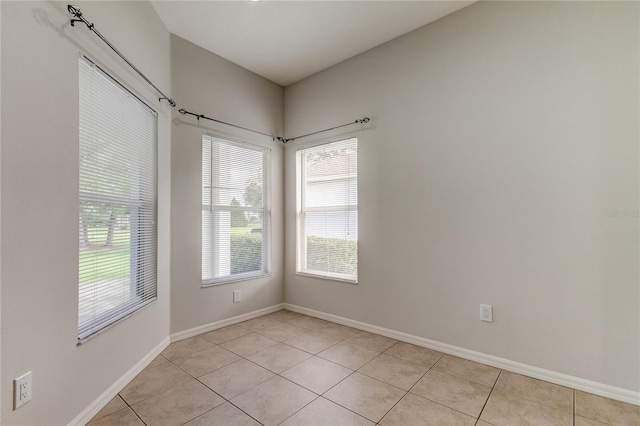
xmin=296 ymin=138 xmax=358 ymax=282
xmin=78 ymin=57 xmax=157 ymax=341
xmin=202 ymin=135 xmax=271 ymax=285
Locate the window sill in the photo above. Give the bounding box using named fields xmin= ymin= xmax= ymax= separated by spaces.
xmin=296 ymin=271 xmax=358 ymax=284
xmin=78 ymin=297 xmax=157 ymax=345
xmin=202 ymin=271 xmax=272 ymax=287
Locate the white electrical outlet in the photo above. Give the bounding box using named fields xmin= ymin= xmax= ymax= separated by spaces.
xmin=480 ymin=304 xmax=493 ymax=322
xmin=14 ymin=371 xmax=32 ymax=410
xmin=233 ymin=290 xmax=241 ymax=303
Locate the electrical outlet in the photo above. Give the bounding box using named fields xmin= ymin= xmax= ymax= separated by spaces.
xmin=233 ymin=290 xmax=241 ymax=303
xmin=480 ymin=304 xmax=493 ymax=322
xmin=14 ymin=372 xmax=32 ymax=410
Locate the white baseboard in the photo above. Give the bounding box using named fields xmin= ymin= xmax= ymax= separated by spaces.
xmin=170 ymin=303 xmax=285 ymax=343
xmin=284 ymin=303 xmax=640 ymax=406
xmin=69 ymin=336 xmax=171 ymax=426
xmin=71 ymin=304 xmax=285 ymax=424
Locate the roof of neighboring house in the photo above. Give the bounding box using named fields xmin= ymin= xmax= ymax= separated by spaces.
xmin=306 ymin=150 xmax=357 ymax=179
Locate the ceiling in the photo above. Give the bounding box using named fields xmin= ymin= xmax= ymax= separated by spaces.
xmin=151 ymin=1 xmax=474 ymax=86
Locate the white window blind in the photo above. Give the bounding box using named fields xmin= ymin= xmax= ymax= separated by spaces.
xmin=202 ymin=135 xmax=271 ymax=285
xmin=296 ymin=138 xmax=358 ymax=282
xmin=78 ymin=56 xmax=157 ymax=341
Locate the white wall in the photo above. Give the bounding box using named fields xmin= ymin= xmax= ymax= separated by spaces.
xmin=1 ymin=2 xmax=172 ymax=424
xmin=170 ymin=35 xmax=284 ymax=334
xmin=284 ymin=1 xmax=639 ymax=392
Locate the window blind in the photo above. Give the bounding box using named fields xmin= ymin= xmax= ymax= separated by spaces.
xmin=202 ymin=135 xmax=271 ymax=285
xmin=78 ymin=56 xmax=157 ymax=341
xmin=296 ymin=138 xmax=358 ymax=282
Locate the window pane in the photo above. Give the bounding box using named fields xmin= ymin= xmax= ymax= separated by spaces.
xmin=202 ymin=135 xmax=271 ymax=284
xmin=297 ymin=138 xmax=358 ymax=282
xmin=305 ymin=210 xmax=357 ymax=277
xmin=78 ymin=57 xmax=157 ymax=340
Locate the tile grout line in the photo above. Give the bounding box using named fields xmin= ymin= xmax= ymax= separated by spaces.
xmin=165 ymin=329 xmax=275 ymax=426
xmin=264 ymin=352 xmax=383 ymax=424
xmin=208 ymin=328 xmax=358 ymax=426
xmin=481 ymin=369 xmax=578 ymax=417
xmin=116 ymin=391 xmax=149 ymax=426
xmin=291 ymin=345 xmax=416 ymax=424
xmin=224 ymin=398 xmax=267 ymax=426
xmin=406 ymin=365 xmax=498 ymax=420
xmin=130 ymin=407 xmax=149 ymax=426
xmin=476 ymin=369 xmax=503 ymax=422
xmin=429 ymin=355 xmax=499 ymax=389
xmin=99 ymin=314 xmax=414 ymax=424
xmin=380 ymin=342 xmax=444 ymax=369
xmin=107 ymin=311 xmax=623 ymax=426
xmin=272 ymin=394 xmax=320 ymax=425
xmin=177 ymin=347 xmax=270 ymax=425
xmin=375 ymin=389 xmax=408 ymax=423
xmin=187 ymin=332 xmax=339 ymax=425
xmin=159 ymin=358 xmax=232 ymax=425
xmin=116 ymin=313 xmax=451 ymax=425
xmin=369 ymin=345 xmax=442 ymax=423
xmin=194 ymin=369 xmax=266 ymax=426
xmin=177 ymin=405 xmax=219 ymax=426
xmin=573 ymin=389 xmax=575 ymax=426
xmin=197 ymin=316 xmax=442 ymax=425
xmin=372 ymin=351 xmax=493 ymax=422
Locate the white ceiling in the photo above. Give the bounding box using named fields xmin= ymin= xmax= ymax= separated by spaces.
xmin=151 ymin=1 xmax=474 ymax=86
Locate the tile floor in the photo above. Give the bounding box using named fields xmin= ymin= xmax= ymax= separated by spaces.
xmin=88 ymin=310 xmax=640 ymax=426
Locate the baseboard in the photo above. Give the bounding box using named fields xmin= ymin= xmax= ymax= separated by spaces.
xmin=284 ymin=303 xmax=640 ymax=406
xmin=170 ymin=303 xmax=285 ymax=342
xmin=71 ymin=304 xmax=285 ymax=425
xmin=69 ymin=336 xmax=171 ymax=426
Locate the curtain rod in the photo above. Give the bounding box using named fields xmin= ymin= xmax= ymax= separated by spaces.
xmin=178 ymin=109 xmax=278 ymax=140
xmin=179 ymin=108 xmax=370 ymax=144
xmin=67 ymin=5 xmax=176 ymax=108
xmin=67 ymin=4 xmax=371 ymax=142
xmin=278 ymin=117 xmax=370 ymax=143
xmin=179 ymin=107 xmax=369 ymax=143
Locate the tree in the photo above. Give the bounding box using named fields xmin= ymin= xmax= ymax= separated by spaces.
xmin=244 ymin=173 xmax=263 ymax=209
xmin=230 ymin=197 xmax=248 ymax=227
xmin=244 ymin=172 xmax=264 ymax=221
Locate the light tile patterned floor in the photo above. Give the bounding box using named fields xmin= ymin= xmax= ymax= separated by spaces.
xmin=88 ymin=310 xmax=640 ymax=426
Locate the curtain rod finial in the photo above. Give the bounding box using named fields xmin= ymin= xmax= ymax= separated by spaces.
xmin=160 ymin=97 xmax=176 ymax=107
xmin=68 ymin=4 xmax=81 ymax=17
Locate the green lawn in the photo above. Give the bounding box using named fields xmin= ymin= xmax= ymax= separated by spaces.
xmin=79 ymin=227 xmax=130 ymax=285
xmin=80 ymin=224 xmax=263 ymax=285
xmin=230 ymin=223 xmax=262 ymax=236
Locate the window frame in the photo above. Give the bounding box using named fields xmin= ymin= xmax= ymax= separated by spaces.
xmin=296 ymin=137 xmax=358 ymax=284
xmin=77 ymin=55 xmax=158 ymax=342
xmin=201 ymin=133 xmax=272 ymax=287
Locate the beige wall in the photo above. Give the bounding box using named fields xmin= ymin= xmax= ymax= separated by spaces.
xmin=2 ymin=2 xmax=638 ymax=423
xmin=284 ymin=1 xmax=640 ymax=392
xmin=1 ymin=1 xmax=172 ymax=424
xmin=170 ymin=35 xmax=284 ymax=334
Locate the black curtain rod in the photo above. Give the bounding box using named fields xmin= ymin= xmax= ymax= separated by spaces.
xmin=67 ymin=5 xmax=176 ymax=108
xmin=179 ymin=108 xmax=370 ymax=144
xmin=68 ymin=4 xmax=371 ymax=143
xmin=178 ymin=109 xmax=278 ymax=139
xmin=278 ymin=117 xmax=370 ymax=143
